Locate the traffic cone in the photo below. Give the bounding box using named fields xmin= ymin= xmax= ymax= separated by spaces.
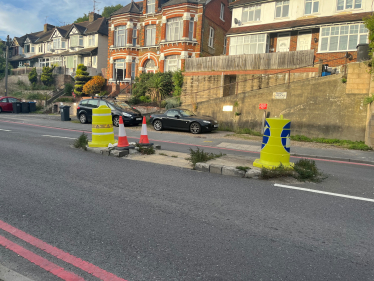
xmin=139 ymin=116 xmax=153 ymax=146
xmin=116 ymin=116 xmax=133 ymax=150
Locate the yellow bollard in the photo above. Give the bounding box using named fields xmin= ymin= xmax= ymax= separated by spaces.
xmin=253 ymin=115 xmax=293 ymax=169
xmin=88 ymin=105 xmax=117 ymax=147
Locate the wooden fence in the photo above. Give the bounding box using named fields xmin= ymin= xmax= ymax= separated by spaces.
xmin=185 ymin=50 xmax=315 ymax=72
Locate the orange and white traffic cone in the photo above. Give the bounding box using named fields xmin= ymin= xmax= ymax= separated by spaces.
xmin=139 ymin=116 xmax=153 ymax=146
xmin=116 ymin=116 xmax=133 ymax=150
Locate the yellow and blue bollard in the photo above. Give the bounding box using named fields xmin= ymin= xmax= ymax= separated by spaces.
xmin=88 ymin=105 xmax=117 ymax=148
xmin=253 ymin=115 xmax=293 ymax=169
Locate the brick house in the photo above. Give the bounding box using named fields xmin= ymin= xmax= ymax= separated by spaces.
xmin=9 ymin=12 xmax=108 ymax=76
xmin=106 ymin=0 xmax=231 ymax=91
xmin=227 ymin=0 xmax=372 ymax=66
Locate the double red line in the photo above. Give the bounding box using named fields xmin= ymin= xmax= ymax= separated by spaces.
xmin=0 ymin=220 xmax=127 ymax=281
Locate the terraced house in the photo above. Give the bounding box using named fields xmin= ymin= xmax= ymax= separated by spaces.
xmin=107 ymin=0 xmax=231 ymax=91
xmin=227 ymin=0 xmax=372 ymax=65
xmin=9 ymin=12 xmax=108 ymax=75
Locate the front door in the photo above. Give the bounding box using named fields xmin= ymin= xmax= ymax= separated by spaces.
xmin=297 ymin=31 xmax=312 ymax=51
xmin=277 ymin=33 xmax=290 ymax=52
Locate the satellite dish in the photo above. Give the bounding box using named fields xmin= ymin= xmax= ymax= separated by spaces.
xmin=234 ymin=18 xmax=239 ymax=24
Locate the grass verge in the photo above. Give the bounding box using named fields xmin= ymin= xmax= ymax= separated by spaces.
xmin=187 ymin=147 xmax=225 ymax=169
xmin=260 ymin=159 xmax=327 ymax=183
xmin=218 ymin=126 xmax=262 ymax=137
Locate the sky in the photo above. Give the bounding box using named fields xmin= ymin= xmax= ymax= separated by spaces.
xmin=0 ymin=0 xmax=129 ymax=41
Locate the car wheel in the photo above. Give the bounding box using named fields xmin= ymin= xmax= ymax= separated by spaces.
xmin=190 ymin=122 xmax=201 ymax=134
xmin=153 ymin=120 xmax=163 ymax=131
xmin=113 ymin=116 xmax=120 ymax=127
xmin=79 ymin=113 xmax=87 ymax=124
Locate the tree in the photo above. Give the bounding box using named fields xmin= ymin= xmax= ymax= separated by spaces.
xmin=74 ymin=64 xmax=91 ymax=95
xmin=41 ymin=66 xmax=55 ymax=86
xmin=83 ymin=75 xmax=106 ymax=96
xmin=364 ymin=15 xmax=374 ymax=68
xmin=28 ymin=68 xmax=38 ymax=85
xmin=74 ymin=14 xmax=89 ymax=23
xmin=172 ymin=70 xmax=184 ymax=97
xmin=0 ymin=40 xmax=11 ymax=80
xmin=148 ymin=75 xmax=167 ymax=107
xmin=102 ymin=5 xmax=123 ymax=18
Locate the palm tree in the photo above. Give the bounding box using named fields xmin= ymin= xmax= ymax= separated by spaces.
xmin=148 ymin=75 xmax=166 ymax=107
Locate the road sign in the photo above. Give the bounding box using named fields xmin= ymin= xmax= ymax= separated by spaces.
xmin=259 ymin=103 xmax=268 ymax=110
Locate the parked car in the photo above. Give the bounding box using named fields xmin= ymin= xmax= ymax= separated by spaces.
xmin=149 ymin=109 xmax=219 ymax=134
xmin=76 ymin=99 xmax=143 ymax=127
xmin=0 ymin=97 xmax=21 ymax=113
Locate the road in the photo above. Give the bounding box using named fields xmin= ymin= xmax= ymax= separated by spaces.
xmin=0 ymin=114 xmax=373 ymax=280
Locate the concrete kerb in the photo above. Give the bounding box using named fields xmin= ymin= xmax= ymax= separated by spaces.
xmin=290 ymin=153 xmax=374 ymax=165
xmin=195 ymin=162 xmax=261 ymax=178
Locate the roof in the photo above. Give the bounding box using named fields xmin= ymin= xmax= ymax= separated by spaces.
xmin=229 ymin=0 xmax=269 ymax=7
xmin=59 ymin=47 xmax=98 ymax=56
xmin=111 ymin=2 xmax=143 ymax=15
xmin=228 ymin=12 xmax=372 ymax=35
xmin=14 ymin=17 xmax=108 ymax=46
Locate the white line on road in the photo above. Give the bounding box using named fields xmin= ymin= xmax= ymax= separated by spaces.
xmin=274 ymin=184 xmax=374 ymax=203
xmin=0 ymin=129 xmax=11 ymax=132
xmin=42 ymin=135 xmax=76 ymax=140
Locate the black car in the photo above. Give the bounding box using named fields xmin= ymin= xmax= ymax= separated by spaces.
xmin=76 ymin=99 xmax=143 ymax=127
xmin=149 ymin=109 xmax=218 ymax=134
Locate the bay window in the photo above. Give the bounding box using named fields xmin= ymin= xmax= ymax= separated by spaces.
xmin=337 ymin=0 xmax=362 ymax=10
xmin=145 ymin=25 xmax=156 ymax=46
xmin=275 ymin=1 xmax=289 ymax=18
xmin=166 ymin=18 xmax=183 ymax=41
xmin=113 ymin=59 xmax=126 ymax=81
xmin=320 ymin=24 xmax=368 ymax=52
xmin=114 ymin=26 xmax=127 ymax=47
xmin=133 ymin=25 xmax=137 ymax=46
xmin=229 ymin=34 xmax=267 ymax=55
xmin=189 ymin=18 xmax=194 ymax=40
xmin=164 ymin=55 xmax=181 ymax=72
xmin=147 ymin=0 xmax=155 ymax=14
xmin=305 ymin=0 xmax=319 ymax=14
xmin=242 ymin=5 xmax=261 ymax=23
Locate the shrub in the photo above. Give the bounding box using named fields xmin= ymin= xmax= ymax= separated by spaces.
xmin=74 ymin=64 xmax=90 ymax=96
xmin=64 ymin=83 xmax=74 ymax=95
xmin=40 ymin=66 xmax=55 ymax=86
xmin=363 ymin=95 xmax=374 ymax=105
xmin=139 ymin=95 xmax=151 ymax=103
xmin=260 ymin=163 xmax=295 ymax=179
xmin=187 ymin=147 xmax=224 ymax=169
xmin=26 ymin=92 xmax=49 ymax=100
xmin=236 ymin=166 xmax=251 ymax=172
xmin=56 ymin=97 xmax=74 ymax=102
xmin=165 ymin=97 xmax=181 ymax=109
xmin=172 ymin=70 xmax=184 ymax=97
xmin=83 ymin=76 xmax=106 ymax=96
xmin=73 ymin=133 xmax=88 ymax=150
xmin=136 ymin=143 xmax=155 ymax=155
xmin=293 ymin=159 xmax=327 ymax=182
xmin=28 ymin=68 xmax=38 ymax=85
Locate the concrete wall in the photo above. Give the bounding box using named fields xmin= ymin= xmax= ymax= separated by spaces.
xmin=184 ymin=63 xmax=370 ymax=142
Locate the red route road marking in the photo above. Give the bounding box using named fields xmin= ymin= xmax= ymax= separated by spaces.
xmin=1 ymin=119 xmax=374 ymax=167
xmin=0 ymin=220 xmax=127 ymax=281
xmin=0 ymin=235 xmax=84 ymax=281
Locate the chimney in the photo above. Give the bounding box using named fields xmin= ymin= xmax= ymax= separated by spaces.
xmin=44 ymin=24 xmax=55 ymax=32
xmin=89 ymin=12 xmax=102 ymax=22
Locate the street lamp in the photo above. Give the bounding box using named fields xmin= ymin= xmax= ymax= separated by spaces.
xmin=4 ymin=35 xmax=10 ymax=97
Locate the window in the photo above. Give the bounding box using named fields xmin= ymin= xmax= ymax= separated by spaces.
xmin=51 ymin=57 xmax=62 ymax=66
xmin=319 ymin=24 xmax=368 ymax=52
xmin=70 ymin=35 xmax=84 ymax=47
xmin=229 ymin=34 xmax=267 ymax=55
xmin=220 ymin=3 xmax=225 ymax=21
xmin=93 ymin=56 xmax=97 ymax=67
xmin=31 ymin=46 xmax=35 ymax=53
xmin=223 ymin=36 xmax=227 ymax=54
xmin=275 ymin=1 xmax=289 ymax=18
xmin=166 ymin=110 xmax=179 ymax=117
xmin=242 ymin=5 xmax=261 ymax=22
xmin=166 ymin=18 xmax=183 ymax=41
xmin=189 ymin=18 xmax=194 ymax=40
xmin=87 ymin=100 xmax=99 ymax=108
xmin=164 ymin=55 xmax=181 ymax=72
xmin=131 ymin=58 xmax=136 ymax=80
xmin=208 ymin=27 xmax=215 ymax=48
xmin=24 ymin=45 xmax=30 ymax=53
xmin=88 ymin=35 xmax=95 ymax=46
xmin=147 ymin=0 xmax=155 ymax=14
xmin=39 ymin=58 xmax=50 ymax=67
xmin=133 ymin=25 xmax=137 ymax=46
xmin=145 ymin=25 xmax=156 ymax=46
xmin=337 ymin=0 xmax=362 ymax=10
xmin=113 ymin=59 xmax=126 ymax=81
xmin=305 ymin=0 xmax=319 ymax=14
xmin=38 ymin=45 xmax=43 ymax=53
xmin=53 ymin=38 xmax=60 ymax=49
xmin=47 ymin=43 xmax=51 ymax=52
xmin=114 ymin=26 xmax=127 ymax=47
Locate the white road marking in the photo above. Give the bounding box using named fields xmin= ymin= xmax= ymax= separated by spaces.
xmin=0 ymin=129 xmax=11 ymax=132
xmin=274 ymin=184 xmax=374 ymax=203
xmin=42 ymin=135 xmax=76 ymax=140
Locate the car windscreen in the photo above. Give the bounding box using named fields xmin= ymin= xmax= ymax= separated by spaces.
xmin=112 ymin=101 xmax=131 ymax=110
xmin=180 ymin=109 xmax=196 ymax=117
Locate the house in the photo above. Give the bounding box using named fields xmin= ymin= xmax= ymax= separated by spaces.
xmin=227 ymin=0 xmax=372 ymax=65
xmin=106 ymin=0 xmax=232 ymax=89
xmin=9 ymin=12 xmax=108 ymax=76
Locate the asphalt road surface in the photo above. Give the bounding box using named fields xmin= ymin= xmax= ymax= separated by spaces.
xmin=0 ymin=116 xmax=373 ymax=281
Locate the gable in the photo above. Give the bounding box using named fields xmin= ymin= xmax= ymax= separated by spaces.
xmin=25 ymin=38 xmax=30 ymax=44
xmin=50 ymin=29 xmax=62 ymax=40
xmin=70 ymin=27 xmax=80 ymax=35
